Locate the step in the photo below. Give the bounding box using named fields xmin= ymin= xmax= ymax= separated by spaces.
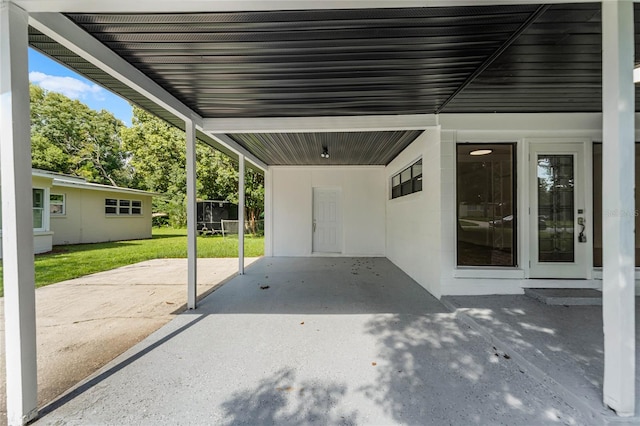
xmin=524 ymin=288 xmax=602 ymax=306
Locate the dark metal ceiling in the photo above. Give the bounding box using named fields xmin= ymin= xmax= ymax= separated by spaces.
xmin=27 ymin=3 xmax=640 ymax=166
xmin=445 ymin=3 xmax=611 ymax=112
xmin=63 ymin=5 xmax=543 ymax=118
xmin=229 ymin=131 xmax=424 ymax=166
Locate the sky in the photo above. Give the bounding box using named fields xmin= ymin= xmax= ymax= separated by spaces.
xmin=28 ymin=48 xmax=133 ymax=126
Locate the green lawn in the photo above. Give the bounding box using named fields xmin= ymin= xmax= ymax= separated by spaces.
xmin=0 ymin=228 xmax=263 ymax=297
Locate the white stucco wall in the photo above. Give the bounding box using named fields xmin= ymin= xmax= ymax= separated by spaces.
xmin=385 ymin=128 xmax=442 ymax=298
xmin=50 ymin=186 xmax=152 ymax=245
xmin=437 ymin=113 xmax=640 ymax=295
xmin=270 ymin=166 xmax=386 ymax=257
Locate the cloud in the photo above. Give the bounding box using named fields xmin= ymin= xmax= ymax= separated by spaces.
xmin=29 ymin=71 xmax=105 ymax=101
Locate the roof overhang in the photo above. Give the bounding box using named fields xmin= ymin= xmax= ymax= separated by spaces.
xmin=14 ymin=0 xmax=610 ymax=13
xmin=21 ymin=2 xmax=640 ymax=167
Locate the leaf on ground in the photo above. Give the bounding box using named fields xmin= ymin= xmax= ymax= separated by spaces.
xmin=372 ymin=362 xmax=377 ymax=366
xmin=165 ymin=301 xmax=175 ymax=304
xmin=260 ymin=285 xmax=270 ymax=290
xmin=300 ymin=322 xmax=304 ymax=325
xmin=503 ymin=354 xmax=511 ymax=359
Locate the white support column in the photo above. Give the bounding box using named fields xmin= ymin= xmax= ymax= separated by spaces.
xmin=238 ymin=154 xmax=245 ymax=275
xmin=1 ymin=3 xmax=38 ymax=425
xmin=602 ymin=0 xmax=635 ymax=417
xmin=186 ymin=117 xmax=197 ymax=309
xmin=264 ymin=168 xmax=273 ymax=257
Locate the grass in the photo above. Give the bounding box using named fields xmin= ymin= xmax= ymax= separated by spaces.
xmin=0 ymin=227 xmax=264 ymax=297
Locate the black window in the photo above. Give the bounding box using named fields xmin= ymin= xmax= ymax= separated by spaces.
xmin=456 ymin=144 xmax=517 ymax=267
xmin=391 ymin=159 xmax=422 ymax=199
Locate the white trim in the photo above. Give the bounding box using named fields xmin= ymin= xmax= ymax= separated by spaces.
xmin=13 ymin=0 xmax=610 ymax=13
xmin=104 ymin=197 xmax=144 ymax=216
xmin=601 ymin=0 xmax=636 ymax=416
xmin=263 ymin=167 xmax=273 ymax=257
xmin=202 ymin=114 xmax=437 ymax=134
xmin=1 ymin=3 xmax=39 ymax=424
xmin=269 ymin=165 xmax=384 ymax=171
xmin=186 ymin=117 xmax=197 ymax=309
xmin=49 ymin=192 xmax=66 ymax=216
xmin=238 ymin=154 xmax=245 ymax=275
xmin=28 ymin=12 xmax=202 ymax=126
xmin=528 ymin=142 xmax=588 ymax=279
xmin=53 ymin=179 xmax=156 ymax=196
xmin=32 ymin=186 xmax=50 ymax=231
xmin=205 ymin=133 xmax=268 ymax=171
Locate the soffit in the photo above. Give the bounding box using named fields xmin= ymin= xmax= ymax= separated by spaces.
xmin=27 ymin=4 xmax=640 ymax=166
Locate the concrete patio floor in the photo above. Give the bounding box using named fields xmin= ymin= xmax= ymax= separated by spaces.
xmin=34 ymin=257 xmax=604 ymax=425
xmin=442 ymin=295 xmax=640 ymax=423
xmin=0 ymin=257 xmax=258 ymax=426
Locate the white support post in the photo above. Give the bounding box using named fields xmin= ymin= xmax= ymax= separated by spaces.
xmin=238 ymin=154 xmax=245 ymax=275
xmin=602 ymin=0 xmax=635 ymax=417
xmin=264 ymin=168 xmax=273 ymax=257
xmin=1 ymin=3 xmax=38 ymax=425
xmin=186 ymin=117 xmax=197 ymax=309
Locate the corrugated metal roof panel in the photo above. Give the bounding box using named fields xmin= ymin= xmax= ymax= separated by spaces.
xmin=229 ymin=131 xmax=424 ymax=165
xmin=26 ymin=4 xmax=640 ymax=166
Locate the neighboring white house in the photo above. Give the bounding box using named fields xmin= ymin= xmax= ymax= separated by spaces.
xmin=0 ymin=169 xmax=154 ymax=257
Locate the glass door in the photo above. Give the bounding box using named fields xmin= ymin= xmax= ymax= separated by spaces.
xmin=529 ymin=143 xmax=587 ymax=278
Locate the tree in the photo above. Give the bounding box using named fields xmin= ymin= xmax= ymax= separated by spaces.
xmin=121 ymin=106 xmax=264 ymax=229
xmin=30 ymin=84 xmax=130 ymax=186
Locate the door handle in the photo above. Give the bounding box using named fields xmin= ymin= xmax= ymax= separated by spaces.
xmin=313 ymin=221 xmax=316 ymax=233
xmin=577 ymin=217 xmax=587 ymax=242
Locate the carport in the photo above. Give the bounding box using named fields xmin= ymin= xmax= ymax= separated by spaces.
xmin=1 ymin=1 xmax=637 ymax=424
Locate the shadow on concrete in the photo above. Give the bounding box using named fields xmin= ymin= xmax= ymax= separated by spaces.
xmin=359 ymin=312 xmax=597 ymax=425
xmin=36 ymin=313 xmax=207 ymax=420
xmin=220 ymin=369 xmax=358 ymax=425
xmin=32 ymin=257 xmax=603 ymax=424
xmin=442 ymin=295 xmax=639 ymax=419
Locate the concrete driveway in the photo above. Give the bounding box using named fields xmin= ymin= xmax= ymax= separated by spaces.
xmin=33 ymin=257 xmax=598 ymax=425
xmin=0 ymin=257 xmax=258 ymax=426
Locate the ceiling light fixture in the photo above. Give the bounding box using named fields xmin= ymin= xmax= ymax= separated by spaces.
xmin=320 ymin=146 xmax=330 ymax=159
xmin=635 ymin=66 xmax=640 ymax=84
xmin=470 ymin=149 xmax=493 ymax=156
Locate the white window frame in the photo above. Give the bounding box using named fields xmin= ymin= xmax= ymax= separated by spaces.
xmin=33 ymin=187 xmax=50 ymax=231
xmin=50 ymin=193 xmax=65 ymax=216
xmin=105 ymin=198 xmax=143 ymax=216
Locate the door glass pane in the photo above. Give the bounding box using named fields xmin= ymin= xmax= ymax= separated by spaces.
xmin=456 ymin=144 xmax=516 ymax=266
xmin=537 ymin=155 xmax=574 ymax=262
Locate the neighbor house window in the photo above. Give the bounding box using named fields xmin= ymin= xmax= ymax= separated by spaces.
xmin=105 ymin=198 xmax=142 ymax=216
xmin=391 ymin=159 xmax=422 ymax=199
xmin=593 ymin=143 xmax=640 ymax=267
xmin=33 ymin=188 xmax=45 ymax=230
xmin=50 ymin=194 xmax=65 ymax=215
xmin=456 ymin=144 xmax=516 ymax=267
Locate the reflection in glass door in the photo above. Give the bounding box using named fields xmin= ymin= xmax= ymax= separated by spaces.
xmin=537 ymin=155 xmax=574 ymax=262
xmin=529 ymin=143 xmax=587 ymax=279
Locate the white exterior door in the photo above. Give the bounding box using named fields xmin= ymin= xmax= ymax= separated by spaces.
xmin=529 ymin=143 xmax=588 ymax=279
xmin=313 ymin=188 xmax=342 ymax=253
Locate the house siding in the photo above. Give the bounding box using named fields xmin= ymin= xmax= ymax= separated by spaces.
xmin=50 ymin=186 xmax=152 ymax=245
xmin=270 ymin=166 xmax=386 ymax=257
xmin=386 ymin=128 xmax=443 ymax=298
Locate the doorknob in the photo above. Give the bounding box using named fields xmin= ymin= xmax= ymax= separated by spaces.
xmin=313 ymin=221 xmax=316 ymax=232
